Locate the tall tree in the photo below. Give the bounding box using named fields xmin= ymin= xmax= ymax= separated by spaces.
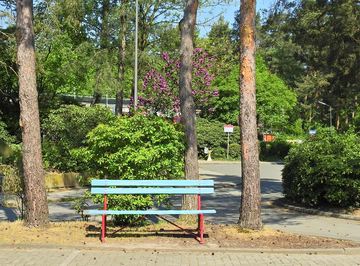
xmin=238 ymin=0 xmax=262 ymax=230
xmin=115 ymin=0 xmax=128 ymax=115
xmin=206 ymin=16 xmax=235 ymax=78
xmin=16 ymin=0 xmax=49 ymax=226
xmin=92 ymin=0 xmax=111 ymax=104
xmin=179 ymin=0 xmax=199 ymax=214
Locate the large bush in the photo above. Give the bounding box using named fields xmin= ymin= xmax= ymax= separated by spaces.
xmin=0 ymin=164 xmax=24 ymax=218
xmin=42 ymin=105 xmax=115 ymax=171
xmin=283 ymin=129 xmax=360 ymax=207
xmin=79 ymin=114 xmax=185 ymax=225
xmin=260 ymin=140 xmax=292 ymax=161
xmin=196 ymin=118 xmax=240 ymax=159
xmin=0 ymin=121 xmax=19 ymax=165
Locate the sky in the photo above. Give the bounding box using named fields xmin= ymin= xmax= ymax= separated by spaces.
xmin=0 ymin=0 xmax=276 ymax=36
xmin=198 ymin=0 xmax=276 ymax=36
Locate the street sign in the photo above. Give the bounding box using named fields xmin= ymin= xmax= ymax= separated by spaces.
xmin=224 ymin=124 xmax=234 ymax=133
xmin=224 ymin=124 xmax=234 ymax=159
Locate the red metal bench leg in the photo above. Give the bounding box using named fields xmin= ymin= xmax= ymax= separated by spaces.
xmin=101 ymin=194 xmax=107 ymax=243
xmin=198 ymin=194 xmax=205 ymax=244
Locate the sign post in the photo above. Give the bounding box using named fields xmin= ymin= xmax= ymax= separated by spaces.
xmin=224 ymin=124 xmax=234 ymax=159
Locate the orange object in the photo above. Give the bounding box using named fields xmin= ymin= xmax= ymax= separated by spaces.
xmin=263 ymin=133 xmax=276 ymax=142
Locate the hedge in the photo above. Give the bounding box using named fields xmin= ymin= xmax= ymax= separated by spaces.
xmin=282 ymin=129 xmax=360 ymax=208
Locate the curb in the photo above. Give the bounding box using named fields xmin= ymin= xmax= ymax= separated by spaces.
xmin=1 ymin=243 xmax=360 ymax=255
xmin=274 ymin=201 xmax=360 ymax=222
xmin=199 ymin=160 xmax=240 ymax=164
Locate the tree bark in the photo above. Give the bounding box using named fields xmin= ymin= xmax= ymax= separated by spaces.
xmin=179 ymin=0 xmax=199 ymax=215
xmin=116 ymin=0 xmax=128 ymax=116
xmin=16 ymin=0 xmax=49 ymax=227
xmin=238 ymin=0 xmax=262 ymax=230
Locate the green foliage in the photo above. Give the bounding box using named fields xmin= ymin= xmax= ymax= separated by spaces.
xmin=81 ymin=114 xmax=185 ymax=225
xmin=260 ymin=140 xmax=292 ymax=162
xmin=0 ymin=120 xmax=14 ymax=146
xmin=42 ymin=105 xmax=115 ymax=172
xmin=72 ymin=190 xmax=92 ymax=221
xmin=0 ymin=27 xmax=20 ymax=138
xmin=0 ymin=164 xmax=24 ymax=218
xmin=205 ymin=16 xmax=235 ymax=78
xmin=354 ymin=108 xmax=360 ymax=132
xmin=211 ymin=147 xmax=226 ymax=160
xmin=229 ymin=143 xmax=241 ymax=160
xmin=260 ymin=0 xmax=360 ymax=130
xmin=211 ymin=56 xmax=297 ymax=133
xmin=196 ymin=118 xmax=240 ymax=159
xmin=283 ymin=129 xmax=360 ymax=207
xmin=0 ymin=121 xmax=21 ymax=166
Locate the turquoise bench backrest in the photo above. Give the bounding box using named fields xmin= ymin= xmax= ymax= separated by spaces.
xmin=90 ymin=179 xmax=215 ymax=195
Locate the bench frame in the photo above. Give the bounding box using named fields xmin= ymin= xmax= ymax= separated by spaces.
xmin=85 ymin=179 xmax=216 ymax=244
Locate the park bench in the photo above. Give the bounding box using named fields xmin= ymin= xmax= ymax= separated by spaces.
xmin=84 ymin=179 xmax=216 ymax=244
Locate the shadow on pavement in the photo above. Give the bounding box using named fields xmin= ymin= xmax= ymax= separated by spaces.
xmin=201 ymin=174 xmax=283 ymax=195
xmin=0 ymin=205 xmax=18 ymax=221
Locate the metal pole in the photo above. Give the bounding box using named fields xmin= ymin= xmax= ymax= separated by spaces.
xmin=133 ymin=0 xmax=138 ymax=110
xmin=227 ymin=132 xmax=230 ymax=159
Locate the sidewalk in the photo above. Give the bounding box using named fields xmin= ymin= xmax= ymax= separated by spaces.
xmin=0 ymin=245 xmax=359 ymax=266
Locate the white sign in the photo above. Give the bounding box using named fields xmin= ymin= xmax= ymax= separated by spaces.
xmin=309 ymin=129 xmax=316 ymax=135
xmin=224 ymin=124 xmax=234 ymax=133
xmin=204 ymin=147 xmax=209 ymax=154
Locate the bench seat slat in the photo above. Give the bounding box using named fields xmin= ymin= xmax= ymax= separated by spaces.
xmin=91 ymin=179 xmax=214 ymax=187
xmin=91 ymin=187 xmax=214 ymax=195
xmin=84 ymin=209 xmax=216 ymax=215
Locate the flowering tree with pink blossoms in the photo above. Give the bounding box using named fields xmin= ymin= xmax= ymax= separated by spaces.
xmin=139 ymin=48 xmax=218 ymax=117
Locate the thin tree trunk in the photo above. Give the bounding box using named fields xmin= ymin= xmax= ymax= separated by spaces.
xmin=336 ymin=112 xmax=340 ymax=129
xmin=238 ymin=0 xmax=262 ymax=230
xmin=179 ymin=0 xmax=199 ymax=216
xmin=16 ymin=0 xmax=49 ymax=227
xmin=93 ymin=0 xmax=110 ymax=105
xmin=116 ymin=0 xmax=127 ymax=115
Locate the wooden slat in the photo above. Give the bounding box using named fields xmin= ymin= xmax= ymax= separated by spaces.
xmin=84 ymin=209 xmax=216 ymax=215
xmin=91 ymin=187 xmax=214 ymax=195
xmin=91 ymin=179 xmax=214 ymax=187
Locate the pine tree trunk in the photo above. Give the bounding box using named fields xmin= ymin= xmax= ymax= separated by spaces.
xmin=179 ymin=0 xmax=199 ymax=218
xmin=238 ymin=0 xmax=262 ymax=230
xmin=116 ymin=1 xmax=127 ymax=116
xmin=16 ymin=0 xmax=49 ymax=227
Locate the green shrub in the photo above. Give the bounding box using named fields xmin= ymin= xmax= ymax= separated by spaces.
xmin=80 ymin=114 xmax=185 ymax=225
xmin=42 ymin=105 xmax=115 ymax=172
xmin=0 ymin=121 xmax=19 ymax=165
xmin=196 ymin=118 xmax=240 ymax=159
xmin=282 ymin=129 xmax=360 ymax=208
xmin=211 ymin=147 xmax=226 ymax=160
xmin=229 ymin=143 xmax=241 ymax=159
xmin=0 ymin=121 xmax=14 ymax=145
xmin=260 ymin=140 xmax=291 ymax=161
xmin=0 ymin=164 xmax=24 ymax=218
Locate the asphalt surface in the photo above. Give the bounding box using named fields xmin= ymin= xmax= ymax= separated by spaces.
xmin=199 ymin=161 xmax=360 ymax=243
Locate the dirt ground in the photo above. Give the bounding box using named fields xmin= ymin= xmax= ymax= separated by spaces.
xmin=0 ymin=220 xmax=359 ymax=249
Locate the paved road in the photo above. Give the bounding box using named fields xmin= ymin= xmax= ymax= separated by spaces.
xmin=0 ymin=247 xmax=359 ymax=266
xmin=199 ymin=161 xmax=360 ymax=243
